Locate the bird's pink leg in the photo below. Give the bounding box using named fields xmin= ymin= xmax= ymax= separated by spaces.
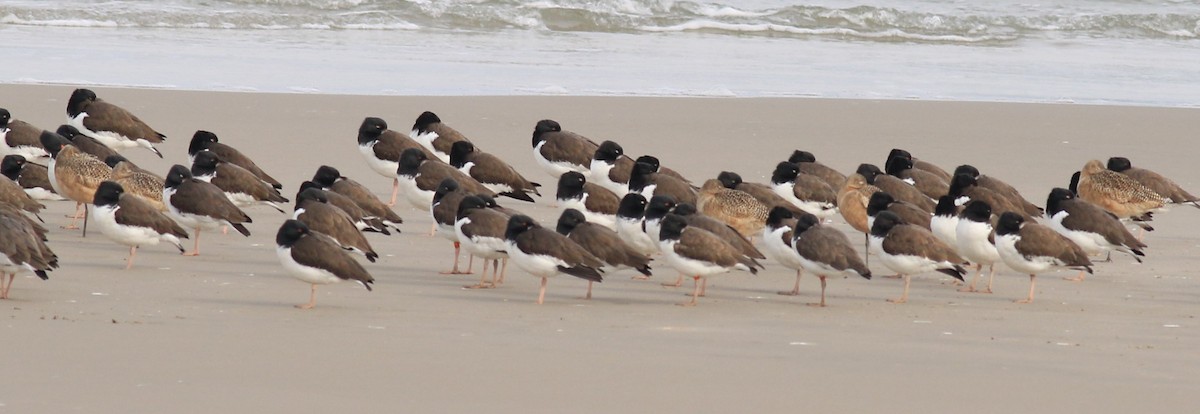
xmin=778 ymin=269 xmax=802 ymax=296
xmin=536 ymin=277 xmax=547 ymax=304
xmin=1064 ymin=270 xmax=1086 ymax=282
xmin=183 ymin=227 xmax=202 ymax=256
xmin=1015 ymin=275 xmax=1036 ymax=303
xmin=296 ymin=284 xmax=317 ymax=309
xmin=676 ymin=276 xmax=701 ymax=307
xmin=387 ymin=178 xmax=399 ymax=207
xmin=496 ymin=259 xmax=508 ymax=285
xmin=959 ymin=264 xmax=983 ymax=292
xmin=583 ymin=281 xmax=593 ymax=300
xmin=982 ymin=264 xmax=995 ymax=293
xmin=887 ymin=275 xmax=910 ymax=304
xmin=440 ymin=242 xmax=470 ymax=275
xmin=1 ymin=274 xmax=13 ymax=299
xmin=62 ymin=203 xmax=83 ymax=229
xmin=661 ymin=273 xmax=684 ymax=288
xmin=463 ymin=259 xmax=494 ymax=289
xmin=125 ymin=246 xmax=138 ymax=270
xmin=807 ymin=276 xmax=828 ymax=307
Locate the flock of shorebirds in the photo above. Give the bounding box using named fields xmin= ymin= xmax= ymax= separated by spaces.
xmin=1 ymin=89 xmax=1197 ymax=308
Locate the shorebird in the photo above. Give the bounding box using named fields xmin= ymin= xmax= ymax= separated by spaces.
xmin=40 ymin=130 xmax=112 ymax=230
xmin=868 ymin=211 xmax=966 ymax=303
xmin=299 ymin=181 xmax=391 ymax=235
xmin=188 ymin=130 xmax=282 ymax=189
xmin=948 ymin=173 xmax=1032 ymax=221
xmin=191 ymin=150 xmax=288 ymax=213
xmin=769 ymin=162 xmax=838 ymax=219
xmin=410 ymin=111 xmax=471 ymax=163
xmin=293 ymin=188 xmax=378 ymax=263
xmin=866 ymin=191 xmax=931 ymax=231
xmin=995 ymin=212 xmax=1093 ymax=303
xmin=929 ymin=195 xmax=960 ymax=247
xmin=954 ymin=200 xmax=1001 ymax=293
xmin=837 ymin=173 xmax=880 ymax=263
xmin=790 ymin=211 xmax=872 ymax=307
xmin=396 ymin=147 xmax=495 ymax=213
xmin=1044 ymin=187 xmax=1145 ymax=281
xmin=885 ymin=155 xmax=949 ymax=200
xmin=663 ymin=202 xmax=765 ymax=288
xmin=449 ymin=140 xmax=540 ymax=202
xmin=629 ymin=156 xmax=697 ymax=205
xmin=504 ymin=214 xmax=604 ymax=304
xmin=787 ymin=150 xmax=847 ymax=192
xmin=657 ymin=213 xmax=762 ymax=306
xmin=65 ymin=88 xmax=165 ymax=158
xmin=589 ymin=140 xmax=690 ymax=197
xmin=357 ymin=117 xmax=437 ymax=207
xmin=761 ymin=207 xmax=806 ymax=296
xmin=1 ymin=155 xmax=63 ymax=201
xmin=57 ymin=124 xmax=118 ymax=161
xmin=557 ymin=208 xmax=652 ymax=296
xmin=953 ymin=164 xmax=1042 ymax=217
xmin=530 ymin=119 xmax=598 ymax=179
xmin=888 ymin=149 xmax=952 ymax=182
xmin=1075 ymin=159 xmax=1164 ymax=222
xmin=556 ymin=171 xmax=619 ymax=229
xmin=1106 ymin=157 xmax=1197 ymax=209
xmin=717 ymin=171 xmax=802 ymax=215
xmin=431 ymin=178 xmax=473 ymax=275
xmin=275 ymin=219 xmax=374 ymax=309
xmin=455 ymin=195 xmax=512 ymax=289
xmin=0 ymin=164 xmax=45 ymax=220
xmin=162 ymin=165 xmax=252 ymax=256
xmin=91 ymin=181 xmax=187 ymax=269
xmin=0 ymin=207 xmax=56 ymax=299
xmin=311 ymin=166 xmax=402 ymax=233
xmin=856 ymin=163 xmax=934 ymax=213
xmin=0 ymin=108 xmax=49 ymax=159
xmin=104 ymin=155 xmax=165 ymax=211
xmin=697 ymin=178 xmax=768 ymax=238
xmin=614 ymin=193 xmax=658 ymax=257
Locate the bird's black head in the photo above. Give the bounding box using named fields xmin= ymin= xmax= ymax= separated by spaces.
xmin=55 ymin=124 xmax=81 ymax=140
xmin=190 ymin=150 xmax=221 ymax=177
xmin=103 ymin=154 xmax=131 ymax=169
xmin=716 ymin=171 xmax=742 ymax=189
xmin=295 ymin=187 xmax=329 ymax=210
xmin=867 ymin=191 xmax=896 ymax=217
xmin=1 ymin=155 xmax=26 ymax=180
xmin=673 ymin=203 xmax=697 ymax=216
xmin=770 ymin=161 xmax=800 ymax=185
xmin=1068 ymin=171 xmax=1080 ymax=195
xmin=555 ymin=208 xmax=588 ymax=235
xmin=658 ymin=213 xmax=688 ymax=241
xmin=188 ymin=130 xmax=219 ymax=155
xmin=594 ymin=140 xmax=624 ymax=163
xmin=164 ymin=165 xmax=193 ymax=189
xmin=792 ymin=212 xmax=821 ymax=235
xmin=67 ymin=88 xmax=97 ymax=117
xmin=532 ymin=119 xmax=561 ymax=147
xmin=953 ymin=164 xmax=980 ymax=179
xmin=504 ymin=214 xmax=538 ymax=241
xmin=948 ymin=173 xmax=977 ymax=197
xmin=397 ymin=148 xmax=428 ymax=176
xmin=433 ymin=178 xmax=461 ymax=204
xmin=934 ymin=195 xmax=958 ymax=218
xmin=616 ymin=193 xmax=648 ymax=219
xmin=995 ymin=211 xmax=1024 ymax=236
xmin=298 ymin=180 xmax=322 ymax=194
xmin=869 ymin=210 xmax=904 ymax=238
xmin=312 ymin=165 xmax=341 ymax=187
xmin=0 ymin=108 xmax=10 ymax=127
xmin=766 ymin=206 xmax=795 ymax=228
xmin=887 ymin=149 xmax=913 ymax=162
xmin=855 ymin=164 xmax=882 ymax=184
xmin=412 ymin=111 xmax=441 ymax=134
xmin=448 ymin=140 xmax=475 ymax=168
xmin=788 ymin=150 xmax=816 ymax=164
xmin=631 ymin=160 xmax=658 ymax=177
xmin=358 ymin=117 xmax=388 ymax=144
xmin=1046 ymin=187 xmax=1075 ymax=215
xmin=644 ymin=195 xmax=677 ymax=220
xmin=884 ymin=155 xmax=913 ymax=176
xmin=93 ymin=181 xmax=124 ymax=207
xmin=456 ymin=195 xmax=487 ymax=219
xmin=555 ymin=171 xmax=587 ymax=200
xmin=634 ymin=155 xmax=660 ymax=171
xmin=1106 ymin=157 xmax=1132 ymax=173
xmin=38 ymin=131 xmax=71 ymax=158
xmin=962 ymin=200 xmax=992 ymax=223
xmin=276 ymin=219 xmax=310 ymax=248
xmin=478 ymin=194 xmax=504 ymax=210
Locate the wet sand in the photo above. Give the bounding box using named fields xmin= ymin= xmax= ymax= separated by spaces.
xmin=2 ymin=84 xmax=1198 ymax=412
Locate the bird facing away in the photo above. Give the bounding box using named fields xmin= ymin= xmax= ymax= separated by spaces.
xmin=91 ymin=181 xmax=188 ymax=269
xmin=191 ymin=150 xmax=289 ymax=213
xmin=530 ymin=119 xmax=599 ymax=179
xmin=1076 ymin=159 xmax=1164 ymax=220
xmin=887 ymin=149 xmax=952 ymax=182
xmin=770 ymin=162 xmax=838 ymax=220
xmin=396 ymin=147 xmax=495 ymax=212
xmin=697 ymin=178 xmax=769 ymax=238
xmin=995 ymin=212 xmax=1093 ymax=303
xmin=0 ymin=108 xmax=50 ymax=159
xmin=163 ymin=164 xmax=252 ymax=256
xmin=953 ymin=164 xmax=1042 ymax=217
xmin=791 ymin=211 xmax=871 ymax=307
xmin=188 ymin=130 xmax=282 ymax=189
xmin=1044 ymin=187 xmax=1145 ymax=281
xmin=57 ymin=124 xmax=118 ymax=161
xmin=410 ymin=111 xmax=472 ymax=163
xmin=556 ymin=171 xmax=620 ymax=229
xmin=504 ymin=214 xmax=604 ymax=305
xmin=455 ymin=195 xmax=513 ymax=289
xmin=66 ymin=88 xmax=165 ymax=158
xmin=0 ymin=206 xmax=57 ymax=299
xmin=557 ymin=208 xmax=653 ymax=297
xmin=657 ymin=213 xmax=762 ymax=307
xmin=293 ymin=188 xmax=379 ymax=263
xmin=311 ymin=166 xmax=403 ymax=233
xmin=1106 ymin=157 xmax=1198 ymax=209
xmin=275 ymin=219 xmax=374 ymax=309
xmin=449 ymin=140 xmax=541 ymax=202
xmin=1 ymin=154 xmax=64 ymax=201
xmin=868 ymin=211 xmax=966 ymax=304
xmin=885 ymin=155 xmax=949 ymax=200
xmin=787 ymin=150 xmax=847 ymax=192
xmin=856 ymin=163 xmax=935 ymax=213
xmin=356 ymin=116 xmax=438 ymax=206
xmin=628 ymin=157 xmax=697 ymax=206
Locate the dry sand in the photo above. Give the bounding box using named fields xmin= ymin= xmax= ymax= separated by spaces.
xmin=2 ymin=84 xmax=1198 ymax=413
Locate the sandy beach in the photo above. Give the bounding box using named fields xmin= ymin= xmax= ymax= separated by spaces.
xmin=2 ymin=84 xmax=1198 ymax=413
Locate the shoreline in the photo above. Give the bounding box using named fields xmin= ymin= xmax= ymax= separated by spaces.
xmin=2 ymin=83 xmax=1197 ymax=412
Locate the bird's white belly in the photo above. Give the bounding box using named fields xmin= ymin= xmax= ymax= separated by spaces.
xmin=504 ymin=240 xmax=566 ymax=278
xmin=92 ymin=205 xmax=167 ymax=247
xmin=276 ymin=246 xmax=342 ymax=285
xmin=359 ymin=144 xmax=399 ymax=179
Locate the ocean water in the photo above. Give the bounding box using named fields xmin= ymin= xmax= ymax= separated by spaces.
xmin=1 ymin=0 xmax=1198 ymax=107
